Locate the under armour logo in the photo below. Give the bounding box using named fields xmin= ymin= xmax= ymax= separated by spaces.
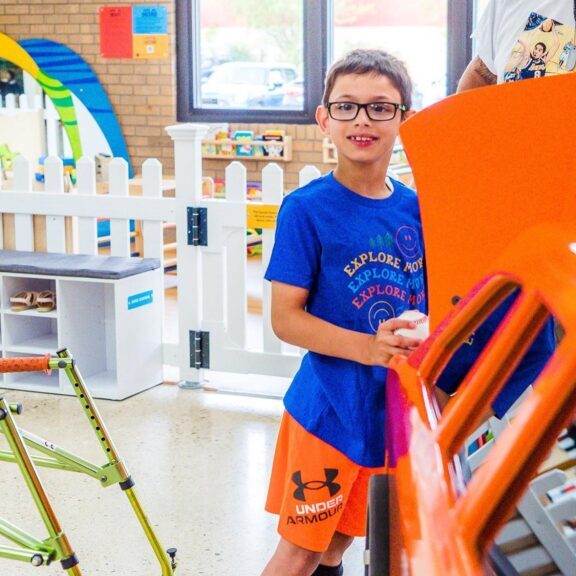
xmin=291 ymin=469 xmax=341 ymax=502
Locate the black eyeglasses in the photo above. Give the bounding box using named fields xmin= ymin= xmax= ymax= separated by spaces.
xmin=326 ymin=101 xmax=407 ymax=122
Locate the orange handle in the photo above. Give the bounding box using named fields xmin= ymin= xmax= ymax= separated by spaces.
xmin=0 ymin=356 xmax=51 ymax=374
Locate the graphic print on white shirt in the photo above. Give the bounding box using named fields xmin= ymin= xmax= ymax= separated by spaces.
xmin=503 ymin=12 xmax=576 ymax=81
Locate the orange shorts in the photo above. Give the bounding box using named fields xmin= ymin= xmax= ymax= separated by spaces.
xmin=265 ymin=412 xmax=386 ymax=552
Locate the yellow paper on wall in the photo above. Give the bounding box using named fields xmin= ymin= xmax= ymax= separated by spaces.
xmin=133 ymin=35 xmax=169 ymax=59
xmin=246 ymin=205 xmax=280 ymax=230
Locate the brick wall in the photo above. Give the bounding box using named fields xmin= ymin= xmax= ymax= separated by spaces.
xmin=0 ymin=1 xmax=331 ymax=191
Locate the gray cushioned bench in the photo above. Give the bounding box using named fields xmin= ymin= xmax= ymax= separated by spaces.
xmin=0 ymin=250 xmax=161 ymax=279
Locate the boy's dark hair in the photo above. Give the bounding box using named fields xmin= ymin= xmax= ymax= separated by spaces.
xmin=322 ymin=49 xmax=413 ymax=111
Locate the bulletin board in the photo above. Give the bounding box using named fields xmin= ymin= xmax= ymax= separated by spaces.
xmin=99 ymin=5 xmax=168 ymax=59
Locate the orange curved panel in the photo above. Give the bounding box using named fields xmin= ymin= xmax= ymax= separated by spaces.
xmin=401 ymin=74 xmax=576 ymax=326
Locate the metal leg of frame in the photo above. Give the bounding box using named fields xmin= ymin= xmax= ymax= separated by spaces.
xmin=56 ymin=348 xmax=176 ymax=575
xmin=0 ymin=397 xmax=82 ymax=575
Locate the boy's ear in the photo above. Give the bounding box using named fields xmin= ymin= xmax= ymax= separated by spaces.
xmin=401 ymin=110 xmax=417 ymax=122
xmin=316 ymin=105 xmax=330 ymax=134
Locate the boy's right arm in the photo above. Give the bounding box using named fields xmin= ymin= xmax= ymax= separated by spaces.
xmin=271 ymin=281 xmax=421 ymax=368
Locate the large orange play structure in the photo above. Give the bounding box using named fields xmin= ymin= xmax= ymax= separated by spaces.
xmin=381 ymin=224 xmax=575 ymax=575
xmin=367 ymin=73 xmax=576 ymax=574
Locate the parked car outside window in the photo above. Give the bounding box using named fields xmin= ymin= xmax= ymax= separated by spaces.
xmin=201 ymin=62 xmax=298 ymax=109
xmin=281 ymin=78 xmax=304 ymax=108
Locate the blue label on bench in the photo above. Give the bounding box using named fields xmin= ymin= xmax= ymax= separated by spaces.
xmin=128 ymin=290 xmax=153 ymax=310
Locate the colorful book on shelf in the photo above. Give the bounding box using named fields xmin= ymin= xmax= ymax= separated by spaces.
xmin=233 ymin=131 xmax=254 ymax=156
xmin=262 ymin=130 xmax=285 ymax=157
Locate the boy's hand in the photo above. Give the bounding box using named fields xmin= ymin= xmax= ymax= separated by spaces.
xmin=365 ymin=318 xmax=422 ymax=367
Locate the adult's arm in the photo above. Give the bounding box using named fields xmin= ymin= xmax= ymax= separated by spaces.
xmin=457 ymin=56 xmax=498 ymax=92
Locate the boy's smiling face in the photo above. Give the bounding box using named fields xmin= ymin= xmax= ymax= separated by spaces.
xmin=316 ymin=72 xmax=411 ymax=170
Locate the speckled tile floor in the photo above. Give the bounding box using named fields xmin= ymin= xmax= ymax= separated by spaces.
xmin=0 ymin=260 xmax=365 ymax=575
xmin=0 ymin=382 xmax=366 ymax=575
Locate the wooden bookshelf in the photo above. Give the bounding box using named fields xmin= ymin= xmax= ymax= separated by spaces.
xmin=202 ymin=136 xmax=292 ymax=162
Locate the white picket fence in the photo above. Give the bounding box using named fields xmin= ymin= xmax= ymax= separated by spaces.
xmin=0 ymin=124 xmax=322 ymax=389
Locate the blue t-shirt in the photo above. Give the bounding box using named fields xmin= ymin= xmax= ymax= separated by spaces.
xmin=265 ymin=173 xmax=426 ymax=467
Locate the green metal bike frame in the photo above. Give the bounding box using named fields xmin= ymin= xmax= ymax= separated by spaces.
xmin=0 ymin=349 xmax=176 ymax=575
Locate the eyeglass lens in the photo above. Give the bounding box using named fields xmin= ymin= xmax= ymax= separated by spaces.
xmin=329 ymin=102 xmax=400 ymax=121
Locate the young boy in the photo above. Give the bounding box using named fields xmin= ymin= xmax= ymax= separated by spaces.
xmin=261 ymin=49 xmax=424 ymax=576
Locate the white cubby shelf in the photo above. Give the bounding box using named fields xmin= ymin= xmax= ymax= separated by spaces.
xmin=0 ymin=266 xmax=163 ymax=400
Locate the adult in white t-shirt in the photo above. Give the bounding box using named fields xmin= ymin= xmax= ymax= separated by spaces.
xmin=458 ymin=0 xmax=576 ymax=90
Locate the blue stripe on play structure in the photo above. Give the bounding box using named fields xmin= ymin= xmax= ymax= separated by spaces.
xmin=83 ymin=109 xmax=114 ymax=115
xmin=43 ymin=69 xmax=96 ymax=76
xmin=64 ymin=77 xmax=101 ymax=85
xmin=37 ymin=58 xmax=85 ymax=68
xmin=20 ymin=38 xmax=133 ymax=177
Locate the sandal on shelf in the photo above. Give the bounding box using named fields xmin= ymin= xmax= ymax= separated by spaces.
xmin=10 ymin=291 xmax=38 ymax=312
xmin=36 ymin=290 xmax=56 ymax=313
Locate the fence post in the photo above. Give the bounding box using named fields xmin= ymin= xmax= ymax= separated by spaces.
xmin=12 ymin=156 xmax=34 ymax=251
xmin=261 ymin=163 xmax=284 ymax=353
xmin=166 ymin=123 xmax=209 ymax=388
xmin=5 ymin=93 xmax=17 ymax=110
xmin=76 ymin=156 xmax=98 ymax=255
xmin=142 ymin=159 xmax=164 ymax=262
xmin=299 ymin=165 xmax=322 ymax=187
xmin=224 ymin=161 xmax=247 ymax=349
xmin=108 ymin=158 xmax=131 ymax=257
xmin=43 ymin=156 xmax=66 ymax=253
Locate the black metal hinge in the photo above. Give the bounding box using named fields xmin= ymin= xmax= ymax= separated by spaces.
xmin=187 ymin=207 xmax=208 ymax=246
xmin=189 ymin=330 xmax=210 ymax=369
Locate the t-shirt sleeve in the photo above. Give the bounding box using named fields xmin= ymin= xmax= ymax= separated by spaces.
xmin=474 ymin=0 xmax=498 ymax=74
xmin=264 ymin=195 xmax=320 ymax=290
xmin=436 ymin=296 xmax=555 ymax=419
xmin=490 ymin=318 xmax=555 ymax=418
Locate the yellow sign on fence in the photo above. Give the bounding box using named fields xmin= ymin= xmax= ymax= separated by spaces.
xmin=246 ymin=204 xmax=280 ymax=230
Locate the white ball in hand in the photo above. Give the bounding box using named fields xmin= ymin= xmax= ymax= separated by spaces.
xmin=394 ymin=310 xmax=429 ymax=340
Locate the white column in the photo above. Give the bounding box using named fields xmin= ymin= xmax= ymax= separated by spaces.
xmin=166 ymin=123 xmax=209 ymax=388
xmin=76 ymin=157 xmax=98 ymax=255
xmin=108 ymin=158 xmax=131 ymax=257
xmin=262 ymin=163 xmax=284 ymax=353
xmin=43 ymin=156 xmax=66 ymax=253
xmin=13 ymin=156 xmax=34 ymax=251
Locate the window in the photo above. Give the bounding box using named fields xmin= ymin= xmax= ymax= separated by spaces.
xmin=332 ymin=1 xmax=448 ymax=110
xmin=176 ymin=0 xmax=477 ymax=123
xmin=176 ymin=0 xmax=327 ymax=124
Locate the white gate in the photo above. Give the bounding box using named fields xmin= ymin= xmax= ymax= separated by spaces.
xmin=167 ymin=124 xmax=321 ymax=388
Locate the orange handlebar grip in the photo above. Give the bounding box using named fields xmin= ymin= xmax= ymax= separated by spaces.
xmin=0 ymin=356 xmax=51 ymax=374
